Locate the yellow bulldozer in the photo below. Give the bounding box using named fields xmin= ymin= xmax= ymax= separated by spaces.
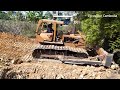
xmin=35 ymin=19 xmax=86 ymax=48
xmin=32 ymin=19 xmax=88 ymax=59
xmin=32 ymin=19 xmax=113 ymax=67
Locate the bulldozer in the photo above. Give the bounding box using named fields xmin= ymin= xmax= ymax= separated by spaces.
xmin=32 ymin=19 xmax=88 ymax=60
xmin=32 ymin=19 xmax=113 ymax=67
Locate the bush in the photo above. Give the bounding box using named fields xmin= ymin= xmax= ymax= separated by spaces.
xmin=75 ymin=11 xmax=120 ymax=52
xmin=0 ymin=19 xmax=37 ymax=38
xmin=57 ymin=22 xmax=77 ymax=34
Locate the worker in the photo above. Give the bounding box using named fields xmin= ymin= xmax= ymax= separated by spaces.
xmin=94 ymin=45 xmax=108 ymax=61
xmin=53 ymin=17 xmax=57 ymax=20
xmin=47 ymin=24 xmax=54 ymax=33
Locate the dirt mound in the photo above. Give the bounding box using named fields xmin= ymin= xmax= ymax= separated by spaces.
xmin=0 ymin=32 xmax=38 ymax=65
xmin=0 ymin=61 xmax=120 ymax=79
xmin=0 ymin=32 xmax=34 ymax=43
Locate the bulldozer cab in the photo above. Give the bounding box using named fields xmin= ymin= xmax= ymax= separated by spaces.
xmin=35 ymin=19 xmax=64 ymax=43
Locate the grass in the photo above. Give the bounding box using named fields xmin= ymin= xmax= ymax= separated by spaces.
xmin=0 ymin=19 xmax=37 ymax=38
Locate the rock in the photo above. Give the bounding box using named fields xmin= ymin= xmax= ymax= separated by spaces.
xmin=115 ymin=64 xmax=119 ymax=69
xmin=26 ymin=60 xmax=31 ymax=63
xmin=111 ymin=64 xmax=119 ymax=70
xmin=111 ymin=65 xmax=115 ymax=70
xmin=98 ymin=66 xmax=105 ymax=71
xmin=90 ymin=66 xmax=95 ymax=69
xmin=5 ymin=63 xmax=10 ymax=66
xmin=106 ymin=73 xmax=111 ymax=78
xmin=86 ymin=65 xmax=90 ymax=68
xmin=0 ymin=65 xmax=2 ymax=68
xmin=0 ymin=58 xmax=3 ymax=61
xmin=17 ymin=60 xmax=23 ymax=64
xmin=71 ymin=77 xmax=76 ymax=79
xmin=17 ymin=74 xmax=24 ymax=79
xmin=0 ymin=69 xmax=5 ymax=79
xmin=79 ymin=74 xmax=84 ymax=79
xmin=11 ymin=59 xmax=23 ymax=64
xmin=0 ymin=67 xmax=11 ymax=79
xmin=8 ymin=58 xmax=12 ymax=61
xmin=11 ymin=60 xmax=15 ymax=64
xmin=82 ymin=71 xmax=88 ymax=76
xmin=56 ymin=74 xmax=64 ymax=79
xmin=92 ymin=73 xmax=96 ymax=77
xmin=95 ymin=75 xmax=101 ymax=79
xmin=16 ymin=70 xmax=22 ymax=73
xmin=73 ymin=64 xmax=77 ymax=67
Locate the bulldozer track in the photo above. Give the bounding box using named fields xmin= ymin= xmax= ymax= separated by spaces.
xmin=36 ymin=45 xmax=88 ymax=54
xmin=31 ymin=45 xmax=103 ymax=66
xmin=32 ymin=45 xmax=89 ymax=60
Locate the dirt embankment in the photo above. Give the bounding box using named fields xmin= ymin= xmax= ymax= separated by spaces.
xmin=0 ymin=32 xmax=120 ymax=79
xmin=0 ymin=32 xmax=39 ymax=65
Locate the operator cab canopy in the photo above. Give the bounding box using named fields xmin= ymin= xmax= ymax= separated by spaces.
xmin=36 ymin=19 xmax=64 ymax=35
xmin=41 ymin=19 xmax=64 ymax=25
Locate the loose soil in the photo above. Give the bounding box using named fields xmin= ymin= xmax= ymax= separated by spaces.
xmin=0 ymin=32 xmax=120 ymax=79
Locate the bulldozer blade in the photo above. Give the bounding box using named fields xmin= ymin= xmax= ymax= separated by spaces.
xmin=63 ymin=59 xmax=102 ymax=65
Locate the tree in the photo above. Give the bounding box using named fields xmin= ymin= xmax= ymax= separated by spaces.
xmin=7 ymin=11 xmax=15 ymax=20
xmin=44 ymin=11 xmax=53 ymax=19
xmin=0 ymin=11 xmax=10 ymax=20
xmin=0 ymin=11 xmax=26 ymax=21
xmin=15 ymin=11 xmax=26 ymax=21
xmin=75 ymin=11 xmax=120 ymax=52
xmin=100 ymin=11 xmax=120 ymax=52
xmin=26 ymin=11 xmax=43 ymax=23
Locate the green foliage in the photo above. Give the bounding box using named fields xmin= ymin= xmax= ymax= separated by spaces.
xmin=76 ymin=11 xmax=120 ymax=52
xmin=0 ymin=11 xmax=46 ymax=38
xmin=110 ymin=37 xmax=120 ymax=50
xmin=15 ymin=11 xmax=26 ymax=21
xmin=44 ymin=11 xmax=53 ymax=19
xmin=26 ymin=11 xmax=43 ymax=23
xmin=0 ymin=11 xmax=26 ymax=21
xmin=0 ymin=11 xmax=10 ymax=20
xmin=0 ymin=11 xmax=43 ymax=22
xmin=80 ymin=12 xmax=102 ymax=46
xmin=7 ymin=11 xmax=15 ymax=20
xmin=57 ymin=22 xmax=75 ymax=33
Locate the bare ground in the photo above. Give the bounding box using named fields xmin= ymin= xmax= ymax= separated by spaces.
xmin=0 ymin=32 xmax=120 ymax=79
